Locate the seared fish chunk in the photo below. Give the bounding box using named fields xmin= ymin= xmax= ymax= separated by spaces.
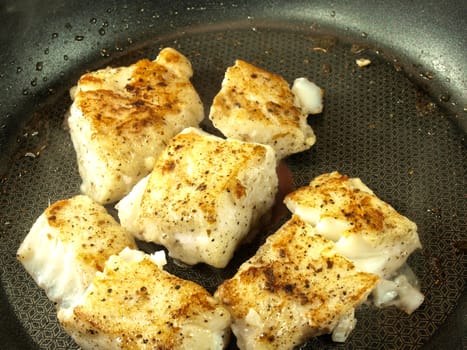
xmin=284 ymin=171 xmax=421 ymax=279
xmin=58 ymin=248 xmax=231 ymax=350
xmin=17 ymin=195 xmax=136 ymax=308
xmin=209 ymin=60 xmax=319 ymax=160
xmin=117 ymin=127 xmax=278 ymax=268
xmin=68 ymin=47 xmax=204 ymax=204
xmin=215 ymin=215 xmax=379 ymax=349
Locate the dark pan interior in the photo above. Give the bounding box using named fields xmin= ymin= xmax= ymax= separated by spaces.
xmin=0 ymin=1 xmax=465 ymax=349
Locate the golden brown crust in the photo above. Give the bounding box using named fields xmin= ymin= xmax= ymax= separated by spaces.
xmin=215 ymin=215 xmax=379 ymax=348
xmin=75 ymin=58 xmax=190 ymax=140
xmin=209 ymin=60 xmax=316 ymax=160
xmin=68 ymin=47 xmax=204 ymax=204
xmin=210 ymin=60 xmax=302 ymax=129
xmin=140 ymin=129 xmax=268 ymax=228
xmin=285 ymin=171 xmax=416 ymax=243
xmin=59 ymin=251 xmax=230 ymax=349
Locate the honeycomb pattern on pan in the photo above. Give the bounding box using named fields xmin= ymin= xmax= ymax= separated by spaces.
xmin=0 ymin=26 xmax=465 ymax=350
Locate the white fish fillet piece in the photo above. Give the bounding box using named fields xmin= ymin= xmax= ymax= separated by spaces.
xmin=16 ymin=195 xmax=137 ymax=308
xmin=215 ymin=215 xmax=379 ymax=350
xmin=209 ymin=60 xmax=318 ymax=160
xmin=58 ymin=248 xmax=231 ymax=350
xmin=284 ymin=171 xmax=422 ymax=279
xmin=291 ymin=77 xmax=324 ymax=115
xmin=117 ymin=127 xmax=278 ymax=268
xmin=68 ymin=47 xmax=204 ymax=204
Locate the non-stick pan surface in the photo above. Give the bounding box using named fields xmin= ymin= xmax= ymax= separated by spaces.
xmin=0 ymin=1 xmax=465 ymax=349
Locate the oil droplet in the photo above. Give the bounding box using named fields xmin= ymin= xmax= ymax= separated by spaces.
xmin=44 ymin=48 xmax=49 ymax=54
xmin=74 ymin=35 xmax=84 ymax=41
xmin=100 ymin=48 xmax=110 ymax=57
xmin=106 ymin=7 xmax=113 ymax=13
xmin=16 ymin=67 xmax=23 ymax=74
xmin=51 ymin=32 xmax=58 ymax=39
xmin=90 ymin=17 xmax=97 ymax=24
xmin=22 ymin=88 xmax=29 ymax=95
xmin=321 ymin=62 xmax=332 ymax=74
xmin=63 ymin=55 xmax=69 ymax=60
xmin=42 ymin=77 xmax=48 ymax=82
xmin=36 ymin=62 xmax=43 ymax=71
xmin=30 ymin=78 xmax=37 ymax=86
xmin=102 ymin=20 xmax=109 ymax=27
xmin=439 ymin=94 xmax=450 ymax=102
xmin=127 ymin=37 xmax=133 ymax=44
xmin=361 ymin=32 xmax=368 ymax=38
xmin=393 ymin=59 xmax=403 ymax=72
xmin=330 ymin=10 xmax=336 ymax=17
xmin=99 ymin=28 xmax=106 ymax=36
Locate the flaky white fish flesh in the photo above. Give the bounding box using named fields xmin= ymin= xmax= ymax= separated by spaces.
xmin=17 ymin=195 xmax=136 ymax=308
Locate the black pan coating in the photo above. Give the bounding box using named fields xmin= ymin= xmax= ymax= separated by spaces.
xmin=0 ymin=1 xmax=465 ymax=349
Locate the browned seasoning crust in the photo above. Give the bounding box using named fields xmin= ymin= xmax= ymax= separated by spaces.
xmin=210 ymin=60 xmax=302 ymax=127
xmin=76 ymin=58 xmax=187 ymax=137
xmin=16 ymin=195 xmax=138 ymax=309
xmin=209 ymin=60 xmax=316 ymax=159
xmin=69 ymin=47 xmax=204 ymax=204
xmin=117 ymin=127 xmax=278 ymax=268
xmin=284 ymin=171 xmax=418 ymax=247
xmin=141 ymin=129 xmax=268 ymax=227
xmin=42 ymin=195 xmax=137 ymax=271
xmin=215 ymin=215 xmax=379 ymax=349
xmin=58 ymin=251 xmax=231 ymax=349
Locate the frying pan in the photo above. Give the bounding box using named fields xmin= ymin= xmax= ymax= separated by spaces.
xmin=0 ymin=0 xmax=465 ymax=349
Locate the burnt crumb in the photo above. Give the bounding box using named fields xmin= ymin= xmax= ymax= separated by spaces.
xmin=162 ymin=160 xmax=176 ymax=172
xmin=279 ymin=248 xmax=287 ymax=258
xmin=196 ymin=183 xmax=207 ymax=191
xmin=453 ymin=240 xmax=467 ymax=254
xmin=133 ymin=100 xmax=145 ymax=107
xmin=282 ymin=283 xmax=295 ymax=294
xmin=264 ymin=267 xmax=276 ymax=291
